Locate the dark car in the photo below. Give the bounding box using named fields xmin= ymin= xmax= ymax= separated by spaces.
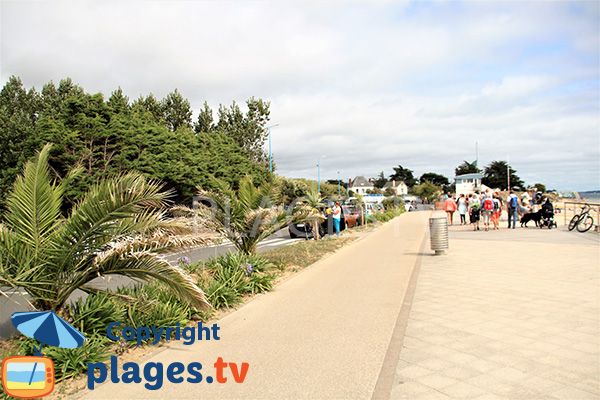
xmin=289 ymin=205 xmax=348 ymax=239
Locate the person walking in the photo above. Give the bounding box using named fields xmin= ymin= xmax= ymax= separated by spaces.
xmin=332 ymin=201 xmax=342 ymax=237
xmin=507 ymin=191 xmax=519 ymax=229
xmin=444 ymin=194 xmax=457 ymax=225
xmin=457 ymin=194 xmax=468 ymax=225
xmin=469 ymin=195 xmax=481 ymax=231
xmin=491 ymin=193 xmax=502 ymax=230
xmin=481 ymin=194 xmax=494 ymax=231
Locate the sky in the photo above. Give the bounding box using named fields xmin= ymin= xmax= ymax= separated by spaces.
xmin=1 ymin=0 xmax=599 ymax=191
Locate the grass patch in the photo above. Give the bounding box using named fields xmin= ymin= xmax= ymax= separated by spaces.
xmin=261 ymin=236 xmax=358 ymax=270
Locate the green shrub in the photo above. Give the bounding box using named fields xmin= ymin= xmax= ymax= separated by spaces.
xmin=248 ymin=272 xmax=275 ymax=294
xmin=197 ymin=251 xmax=277 ymax=309
xmin=204 ymin=279 xmax=242 ymax=309
xmin=116 ymin=283 xmax=190 ymax=336
xmin=16 ymin=335 xmax=111 ymax=382
xmin=46 ymin=335 xmax=111 ymax=381
xmin=67 ymin=292 xmax=127 ymax=337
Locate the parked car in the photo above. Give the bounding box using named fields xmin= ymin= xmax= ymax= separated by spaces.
xmin=404 ymin=199 xmax=415 ymax=212
xmin=289 ymin=205 xmax=349 ymax=238
xmin=341 ymin=205 xmax=359 ymax=228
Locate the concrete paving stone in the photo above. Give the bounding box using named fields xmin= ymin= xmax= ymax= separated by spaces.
xmin=413 ymin=373 xmax=461 ymax=391
xmin=536 ymin=353 xmax=580 ymax=369
xmin=438 ymin=382 xmax=488 ymax=399
xmin=499 ymin=335 xmax=537 ymax=348
xmin=442 ymin=350 xmax=479 ymax=366
xmin=418 ymin=333 xmax=458 ymax=346
xmin=410 ymin=390 xmax=454 ymax=400
xmin=390 ymin=380 xmax=435 ymax=399
xmin=551 ymin=346 xmax=593 ymax=361
xmin=396 ymin=363 xmax=436 ymax=380
xmin=462 ymin=346 xmax=503 ymax=361
xmin=417 ymin=357 xmax=462 ymax=372
xmin=560 ymin=330 xmax=598 ymax=343
xmin=549 ymin=385 xmax=599 ymax=399
xmin=519 ymin=375 xmax=567 ymax=395
xmin=470 ymin=394 xmax=511 ymax=400
xmin=573 ymin=377 xmax=600 ymax=395
xmin=558 ymin=359 xmax=599 ymax=378
xmin=402 ymin=336 xmax=435 ymax=351
xmin=463 ymin=359 xmax=503 ymax=374
xmin=439 ymin=366 xmax=482 ymax=380
xmin=510 ymin=358 xmax=554 ymax=375
xmin=575 ymin=325 xmax=599 ymax=335
xmin=528 ymin=340 xmax=563 ymax=353
xmin=486 ymin=366 xmax=528 ymax=383
xmin=537 ymin=366 xmax=591 ymax=386
xmin=465 ymin=374 xmax=513 ymax=393
xmin=398 ymin=348 xmax=439 ymax=364
xmin=486 ymin=384 xmax=547 ymax=400
xmin=485 ymin=351 xmax=527 ymax=365
xmin=541 ymin=334 xmax=577 ymax=347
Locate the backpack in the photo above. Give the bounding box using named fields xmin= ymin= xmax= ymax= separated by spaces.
xmin=471 ymin=202 xmax=480 ymax=211
xmin=493 ymin=199 xmax=500 ymax=211
xmin=483 ymin=198 xmax=494 ymax=211
xmin=510 ymin=195 xmax=518 ymax=208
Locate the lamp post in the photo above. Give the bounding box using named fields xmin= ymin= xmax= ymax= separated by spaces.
xmin=338 ymin=171 xmax=340 ymax=198
xmin=317 ymin=155 xmax=325 ymax=197
xmin=268 ymin=124 xmax=279 ymax=172
xmin=318 ymin=157 xmax=321 ymax=196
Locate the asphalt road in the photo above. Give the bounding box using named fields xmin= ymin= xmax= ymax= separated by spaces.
xmin=0 ymin=229 xmax=302 ymax=339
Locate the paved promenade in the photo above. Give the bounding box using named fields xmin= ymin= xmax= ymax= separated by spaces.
xmin=390 ymin=212 xmax=599 ymax=399
xmin=78 ymin=211 xmax=431 ymax=399
xmin=74 ymin=210 xmax=599 ymax=399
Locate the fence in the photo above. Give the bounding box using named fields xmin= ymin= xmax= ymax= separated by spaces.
xmin=559 ymin=201 xmax=600 ymax=233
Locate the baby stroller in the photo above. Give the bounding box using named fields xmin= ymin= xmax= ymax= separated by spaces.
xmin=539 ymin=199 xmax=557 ymax=229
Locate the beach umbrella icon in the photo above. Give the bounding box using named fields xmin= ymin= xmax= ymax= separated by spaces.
xmin=11 ymin=311 xmax=86 ymax=355
xmin=10 ymin=311 xmax=86 ymax=387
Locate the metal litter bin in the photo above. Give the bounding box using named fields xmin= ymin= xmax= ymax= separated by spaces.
xmin=429 ymin=217 xmax=448 ymax=255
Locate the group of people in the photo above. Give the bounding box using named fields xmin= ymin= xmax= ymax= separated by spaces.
xmin=444 ymin=189 xmax=532 ymax=231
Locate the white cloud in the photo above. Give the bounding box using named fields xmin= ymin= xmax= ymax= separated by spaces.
xmin=1 ymin=0 xmax=598 ymax=190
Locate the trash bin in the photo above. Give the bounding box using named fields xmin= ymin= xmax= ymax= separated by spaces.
xmin=429 ymin=217 xmax=448 ymax=255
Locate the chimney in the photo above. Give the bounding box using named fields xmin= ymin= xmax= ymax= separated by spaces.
xmin=349 ymin=178 xmax=352 ymax=188
xmin=368 ymin=178 xmax=372 ymax=184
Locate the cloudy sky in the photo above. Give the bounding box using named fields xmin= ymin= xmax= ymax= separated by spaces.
xmin=2 ymin=1 xmax=599 ymax=190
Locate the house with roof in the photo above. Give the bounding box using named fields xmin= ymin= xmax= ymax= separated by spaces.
xmin=455 ymin=173 xmax=492 ymax=196
xmin=349 ymin=176 xmax=374 ymax=195
xmin=383 ymin=180 xmax=408 ymax=196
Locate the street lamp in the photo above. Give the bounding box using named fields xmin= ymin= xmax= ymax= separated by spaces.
xmin=268 ymin=124 xmax=279 ymax=172
xmin=317 ymin=155 xmax=325 ymax=197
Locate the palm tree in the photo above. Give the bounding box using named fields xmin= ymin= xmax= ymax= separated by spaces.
xmin=0 ymin=144 xmax=209 ymax=312
xmin=291 ymin=189 xmax=326 ymax=240
xmin=194 ymin=176 xmax=289 ymax=254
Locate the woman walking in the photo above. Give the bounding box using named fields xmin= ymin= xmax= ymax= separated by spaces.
xmin=444 ymin=194 xmax=457 ymax=225
xmin=457 ymin=194 xmax=468 ymax=225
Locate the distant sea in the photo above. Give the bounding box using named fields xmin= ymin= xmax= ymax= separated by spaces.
xmin=578 ymin=191 xmax=600 ymax=203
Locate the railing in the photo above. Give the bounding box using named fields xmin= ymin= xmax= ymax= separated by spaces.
xmin=559 ymin=201 xmax=600 ymax=233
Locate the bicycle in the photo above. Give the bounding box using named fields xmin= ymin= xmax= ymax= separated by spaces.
xmin=568 ymin=203 xmax=594 ymax=233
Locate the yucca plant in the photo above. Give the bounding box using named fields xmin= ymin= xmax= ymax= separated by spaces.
xmin=0 ymin=144 xmax=209 ymax=312
xmin=193 ymin=176 xmax=290 ymax=254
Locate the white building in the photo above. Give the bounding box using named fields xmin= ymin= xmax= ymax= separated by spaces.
xmin=349 ymin=176 xmax=374 ymax=195
xmin=455 ymin=173 xmax=492 ymax=196
xmin=383 ymin=180 xmax=408 ymax=196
